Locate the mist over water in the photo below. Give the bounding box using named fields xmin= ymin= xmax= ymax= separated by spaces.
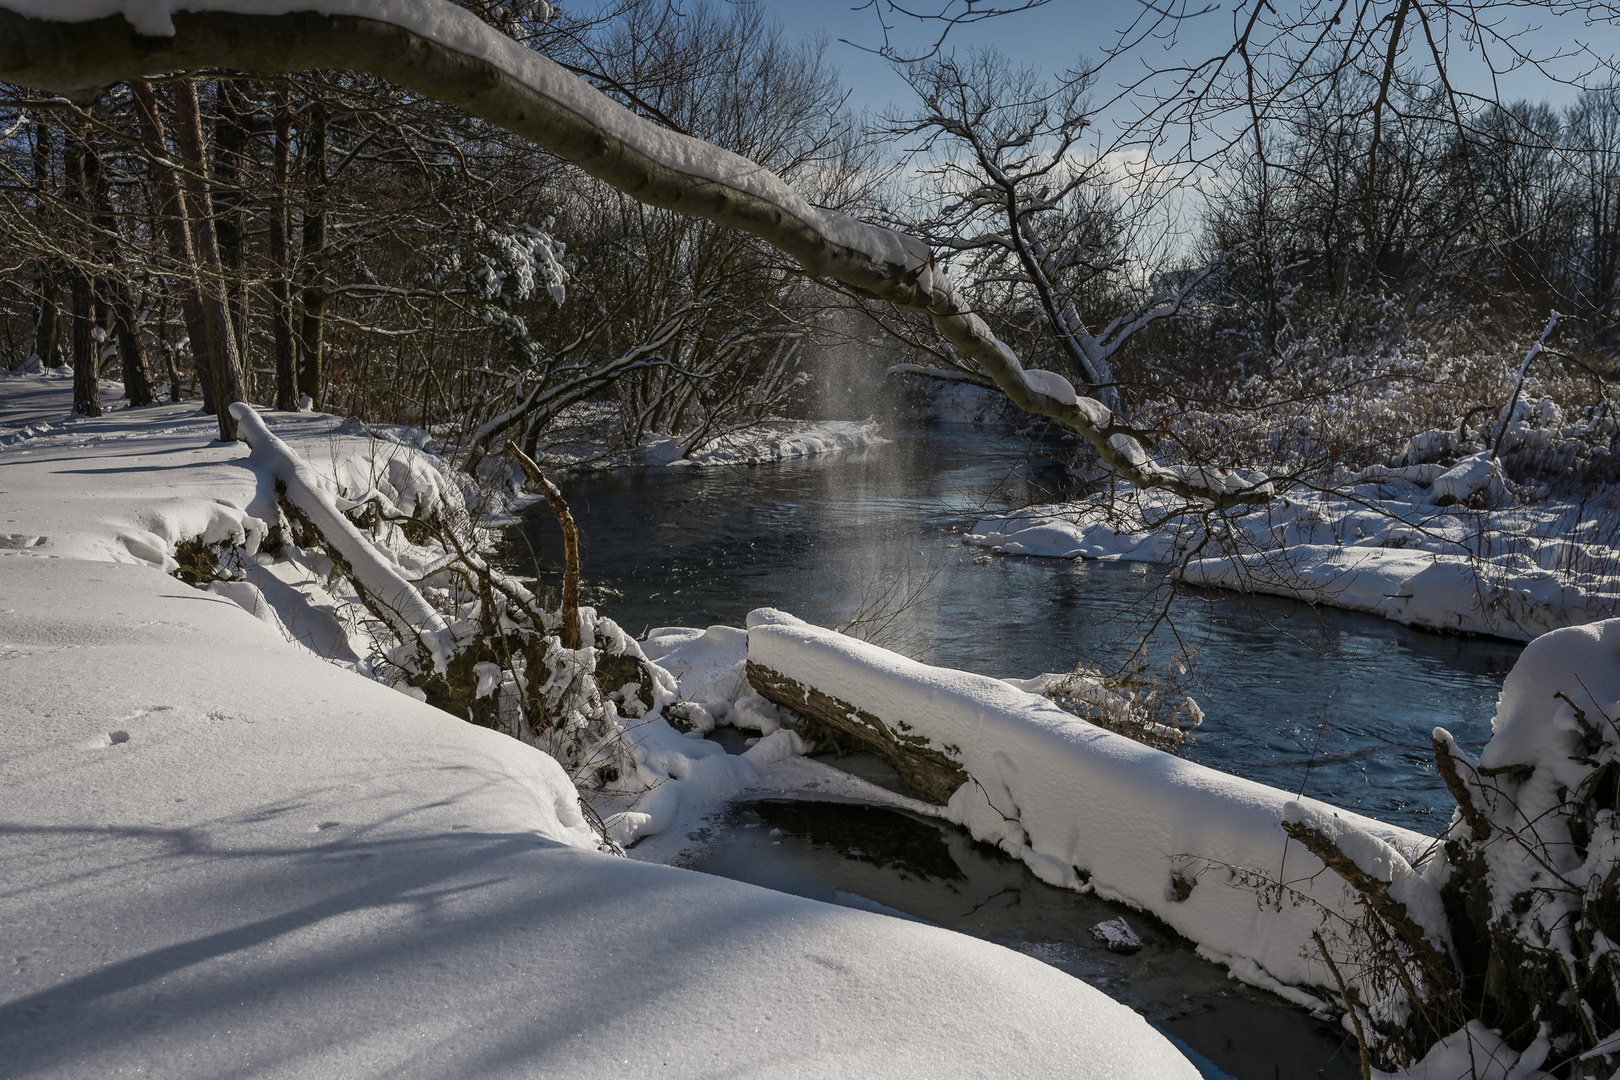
xmin=505 ymin=422 xmax=1519 ymax=831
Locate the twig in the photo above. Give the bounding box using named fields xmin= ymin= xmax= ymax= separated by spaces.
xmin=1492 ymin=311 xmax=1560 ymax=461
xmin=1316 ymin=930 xmax=1373 ymax=1080
xmin=504 ymin=444 xmax=580 ymax=650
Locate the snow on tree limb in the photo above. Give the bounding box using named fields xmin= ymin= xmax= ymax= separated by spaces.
xmin=0 ymin=0 xmax=1269 ymax=506
xmin=230 ymin=403 xmax=455 ymax=672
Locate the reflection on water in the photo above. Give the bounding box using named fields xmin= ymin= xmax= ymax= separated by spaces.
xmin=505 ymin=424 xmax=1521 ymax=830
xmin=681 ymin=798 xmax=1360 ymax=1080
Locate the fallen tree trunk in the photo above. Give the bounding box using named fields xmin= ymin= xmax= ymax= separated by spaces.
xmin=745 ymin=659 xmax=968 ymax=805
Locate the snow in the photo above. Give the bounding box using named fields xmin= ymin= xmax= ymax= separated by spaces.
xmin=1023 ymin=367 xmax=1079 ymax=406
xmin=1428 ymin=452 xmax=1510 ymax=508
xmin=1482 ymin=617 xmax=1620 ymax=770
xmin=966 ymin=473 xmax=1620 ymax=641
xmin=1091 ymin=917 xmax=1143 ymax=954
xmin=686 ymin=420 xmax=886 ymax=467
xmin=1280 ymin=800 xmax=1452 ymax=958
xmin=744 ymin=607 xmax=1436 ymax=998
xmin=0 ymin=371 xmax=1200 ymax=1078
xmin=532 ymin=410 xmax=885 ymax=470
xmin=1373 ymin=1022 xmax=1539 ymax=1080
xmin=231 ymin=402 xmax=455 ymax=672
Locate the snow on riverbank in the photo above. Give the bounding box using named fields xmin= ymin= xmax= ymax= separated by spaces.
xmin=966 ymin=462 xmax=1620 ymax=640
xmin=528 ymin=402 xmax=885 ymax=469
xmin=0 ymin=370 xmax=1199 ymax=1078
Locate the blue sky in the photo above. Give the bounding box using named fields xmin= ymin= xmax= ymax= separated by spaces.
xmin=754 ymin=0 xmax=1620 ymax=123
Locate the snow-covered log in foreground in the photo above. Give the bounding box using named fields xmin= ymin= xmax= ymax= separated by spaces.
xmin=0 ymin=0 xmax=1266 ymax=509
xmin=745 ymin=609 xmax=1438 ymax=1003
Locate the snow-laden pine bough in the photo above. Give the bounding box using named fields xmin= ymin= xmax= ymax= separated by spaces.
xmin=0 ymin=0 xmax=1268 ymax=510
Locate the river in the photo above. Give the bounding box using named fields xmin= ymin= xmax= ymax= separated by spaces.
xmin=505 ymin=422 xmax=1520 ymax=831
xmin=502 ymin=422 xmax=1521 ymax=1079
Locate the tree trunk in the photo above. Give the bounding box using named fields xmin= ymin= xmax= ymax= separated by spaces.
xmin=270 ymin=82 xmax=297 ymax=411
xmin=212 ymin=79 xmax=251 ymax=389
xmin=34 ymin=276 xmax=62 ymax=369
xmin=30 ymin=114 xmax=61 ymax=368
xmin=171 ymin=79 xmax=247 ymax=441
xmin=129 ymin=78 xmax=217 ymax=411
xmin=297 ymin=102 xmax=328 ymax=410
xmin=64 ymin=111 xmax=100 ymax=417
xmin=82 ymin=116 xmax=155 ymax=407
xmin=503 ymin=445 xmax=580 ymax=650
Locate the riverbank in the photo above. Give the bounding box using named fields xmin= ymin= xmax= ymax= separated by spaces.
xmin=516 ymin=399 xmax=885 ymax=468
xmin=0 ymin=369 xmax=1199 ymax=1078
xmin=965 ymin=459 xmax=1620 ymax=641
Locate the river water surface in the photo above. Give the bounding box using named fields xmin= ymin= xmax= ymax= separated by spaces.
xmin=503 ymin=423 xmax=1524 ymax=1079
xmin=507 ymin=423 xmax=1521 ymax=830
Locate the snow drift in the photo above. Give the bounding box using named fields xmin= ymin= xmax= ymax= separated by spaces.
xmin=0 ymin=372 xmax=1202 ymax=1077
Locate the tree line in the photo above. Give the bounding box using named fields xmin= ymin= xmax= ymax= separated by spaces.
xmin=2 ymin=1 xmax=1618 ymax=482
xmin=0 ymin=0 xmax=880 ymax=457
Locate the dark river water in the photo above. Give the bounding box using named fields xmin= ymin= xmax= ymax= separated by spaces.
xmin=506 ymin=422 xmax=1521 ymax=833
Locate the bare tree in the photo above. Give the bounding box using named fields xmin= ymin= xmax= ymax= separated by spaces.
xmin=887 ymin=50 xmax=1227 ymax=421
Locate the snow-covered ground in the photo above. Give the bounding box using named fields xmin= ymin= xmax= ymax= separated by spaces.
xmin=0 ymin=370 xmax=1200 ymax=1078
xmin=965 ymin=456 xmax=1620 ymax=641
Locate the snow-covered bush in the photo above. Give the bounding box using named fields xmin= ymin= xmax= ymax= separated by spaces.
xmin=1287 ymin=619 xmax=1620 ymax=1076
xmin=207 ymin=407 xmax=685 ymax=849
xmin=1008 ymin=658 xmax=1204 ymax=752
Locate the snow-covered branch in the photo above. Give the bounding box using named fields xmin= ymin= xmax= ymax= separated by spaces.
xmin=230 ymin=403 xmax=454 ymax=671
xmin=0 ymin=0 xmax=1268 ymax=506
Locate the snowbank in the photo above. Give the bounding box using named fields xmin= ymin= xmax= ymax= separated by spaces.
xmin=535 ymin=410 xmax=885 ymax=470
xmin=967 ymin=470 xmax=1620 ymax=640
xmin=0 ymin=372 xmax=1200 ymax=1078
xmin=746 ymin=608 xmax=1437 ymax=999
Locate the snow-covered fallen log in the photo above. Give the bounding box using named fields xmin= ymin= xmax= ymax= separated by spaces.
xmin=745 ymin=608 xmax=1436 ymax=1000
xmin=231 ymin=403 xmax=455 ymax=672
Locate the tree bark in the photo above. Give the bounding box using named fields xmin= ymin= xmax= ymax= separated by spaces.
xmin=503 ymin=445 xmax=580 ymax=650
xmin=30 ymin=113 xmax=61 ymax=368
xmin=746 ymin=660 xmax=969 ymax=804
xmin=297 ymin=101 xmax=328 ymax=411
xmin=63 ymin=110 xmax=100 ymax=417
xmin=270 ymin=81 xmax=297 ymax=410
xmin=129 ymin=78 xmax=216 ymax=411
xmin=171 ymin=78 xmax=247 ymax=441
xmin=82 ymin=117 xmax=155 ymax=407
xmin=212 ymin=78 xmax=251 ymax=385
